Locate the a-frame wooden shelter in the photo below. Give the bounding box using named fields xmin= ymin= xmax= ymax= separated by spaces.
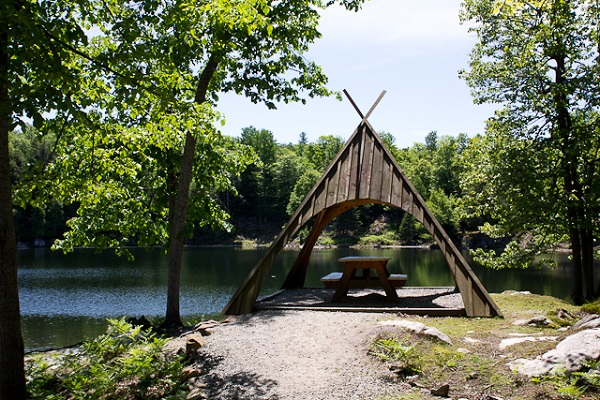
xmin=223 ymin=91 xmax=502 ymax=317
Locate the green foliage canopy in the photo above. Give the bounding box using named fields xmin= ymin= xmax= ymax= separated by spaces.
xmin=10 ymin=0 xmax=366 ymax=256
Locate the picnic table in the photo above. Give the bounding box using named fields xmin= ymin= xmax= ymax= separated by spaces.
xmin=320 ymin=256 xmax=406 ymax=302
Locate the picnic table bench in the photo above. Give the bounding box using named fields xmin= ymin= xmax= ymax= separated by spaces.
xmin=320 ymin=272 xmax=408 ymax=288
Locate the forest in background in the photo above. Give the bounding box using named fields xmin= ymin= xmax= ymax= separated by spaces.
xmin=10 ymin=126 xmax=479 ymax=249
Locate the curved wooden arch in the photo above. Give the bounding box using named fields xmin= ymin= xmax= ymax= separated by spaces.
xmin=223 ymin=96 xmax=501 ymax=317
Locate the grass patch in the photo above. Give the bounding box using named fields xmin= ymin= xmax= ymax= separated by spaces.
xmin=533 ymin=362 xmax=600 ymax=400
xmin=491 ymin=292 xmax=579 ymax=318
xmin=581 ymin=299 xmax=600 ymax=315
xmin=370 ymin=335 xmax=422 ymax=375
xmin=369 ymin=292 xmax=600 ymax=399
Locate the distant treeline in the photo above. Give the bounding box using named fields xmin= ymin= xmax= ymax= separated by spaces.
xmin=10 ymin=126 xmax=484 ymax=248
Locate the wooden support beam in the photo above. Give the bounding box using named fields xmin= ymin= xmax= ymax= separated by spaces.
xmin=282 ymin=210 xmax=329 ymax=289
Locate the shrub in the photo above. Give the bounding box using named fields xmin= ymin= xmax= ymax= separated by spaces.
xmin=26 ymin=318 xmax=186 ymax=400
xmin=317 ymin=235 xmax=335 ymax=247
xmin=358 ymin=231 xmax=399 ymax=247
xmin=370 ymin=335 xmax=422 ymax=375
xmin=532 ymin=362 xmax=600 ymax=400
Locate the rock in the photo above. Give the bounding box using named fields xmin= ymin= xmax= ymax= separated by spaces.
xmin=406 ymin=376 xmax=424 ymax=388
xmin=509 ymin=328 xmax=600 ymax=377
xmin=498 ymin=335 xmax=557 ymax=351
xmin=556 ymin=308 xmax=574 ymax=321
xmin=430 ymin=383 xmax=450 ymax=397
xmin=186 ymin=334 xmax=206 ymax=354
xmin=502 ymin=290 xmax=532 ymax=296
xmin=194 ymin=320 xmax=220 ymax=336
xmin=198 ymin=328 xmax=213 ymax=336
xmin=572 ymin=314 xmax=600 ymax=330
xmin=186 ymin=388 xmax=207 ymax=400
xmin=512 ymin=315 xmax=553 ymax=327
xmin=379 ymin=320 xmax=453 ymax=345
xmin=181 ymin=365 xmax=203 ymax=381
xmin=195 ymin=319 xmax=219 ymax=328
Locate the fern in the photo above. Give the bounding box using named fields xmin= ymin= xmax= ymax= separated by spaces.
xmin=26 ymin=318 xmax=186 ymax=399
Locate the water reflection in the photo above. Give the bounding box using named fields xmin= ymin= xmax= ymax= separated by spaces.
xmin=18 ymin=246 xmax=596 ymax=351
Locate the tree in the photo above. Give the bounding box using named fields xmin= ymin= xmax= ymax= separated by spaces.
xmin=425 ymin=130 xmax=438 ymax=152
xmin=297 ymin=131 xmax=309 ymax=156
xmin=273 ymin=147 xmax=309 ymax=219
xmin=377 ymin=130 xmax=401 ymax=159
xmin=236 ymin=127 xmax=278 ymax=221
xmin=394 ymin=132 xmax=465 ymax=243
xmin=233 ymin=127 xmax=305 ymax=224
xmin=306 ymin=134 xmax=345 ymax=171
xmin=396 ymin=141 xmax=435 ymax=198
xmin=432 ymin=133 xmax=467 ymax=197
xmin=1 ymin=0 xmax=91 ymax=396
xmin=1 ymin=0 xmax=367 ymax=396
xmin=47 ymin=1 xmax=365 ymax=329
xmin=459 ymin=0 xmax=600 ymax=303
xmin=286 ymin=167 xmax=321 ymax=216
xmin=9 ymin=128 xmax=68 ymax=246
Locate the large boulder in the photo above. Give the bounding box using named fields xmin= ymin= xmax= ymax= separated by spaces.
xmin=572 ymin=314 xmax=600 ymax=330
xmin=509 ymin=328 xmax=600 ymax=377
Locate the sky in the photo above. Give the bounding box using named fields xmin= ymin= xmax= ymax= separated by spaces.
xmin=216 ymin=0 xmax=499 ymax=148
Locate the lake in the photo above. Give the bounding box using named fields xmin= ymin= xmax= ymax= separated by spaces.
xmin=18 ymin=246 xmax=588 ymax=352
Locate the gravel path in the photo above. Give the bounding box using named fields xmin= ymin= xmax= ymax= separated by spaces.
xmin=195 ymin=310 xmax=405 ymax=400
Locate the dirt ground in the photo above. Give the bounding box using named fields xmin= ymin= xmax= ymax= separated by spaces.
xmin=194 ymin=310 xmax=404 ymax=400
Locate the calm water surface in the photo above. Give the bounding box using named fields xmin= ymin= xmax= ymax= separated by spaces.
xmin=18 ymin=247 xmax=589 ymax=351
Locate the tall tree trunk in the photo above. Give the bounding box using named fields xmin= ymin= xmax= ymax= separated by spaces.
xmin=554 ymin=53 xmax=587 ymax=304
xmin=562 ymin=143 xmax=587 ymax=304
xmin=568 ymin=223 xmax=584 ymax=304
xmin=563 ymin=160 xmax=585 ymax=304
xmin=563 ymin=144 xmax=594 ymax=302
xmin=0 ymin=22 xmax=27 ymax=399
xmin=163 ymin=53 xmax=220 ymax=327
xmin=580 ymin=225 xmax=595 ymax=300
xmin=164 ymin=131 xmax=196 ymax=327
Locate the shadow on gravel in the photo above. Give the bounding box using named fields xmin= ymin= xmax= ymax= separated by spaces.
xmin=197 ymin=352 xmax=279 ymax=400
xmin=225 ymin=309 xmax=290 ymax=325
xmin=256 ymin=287 xmax=463 ymax=310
